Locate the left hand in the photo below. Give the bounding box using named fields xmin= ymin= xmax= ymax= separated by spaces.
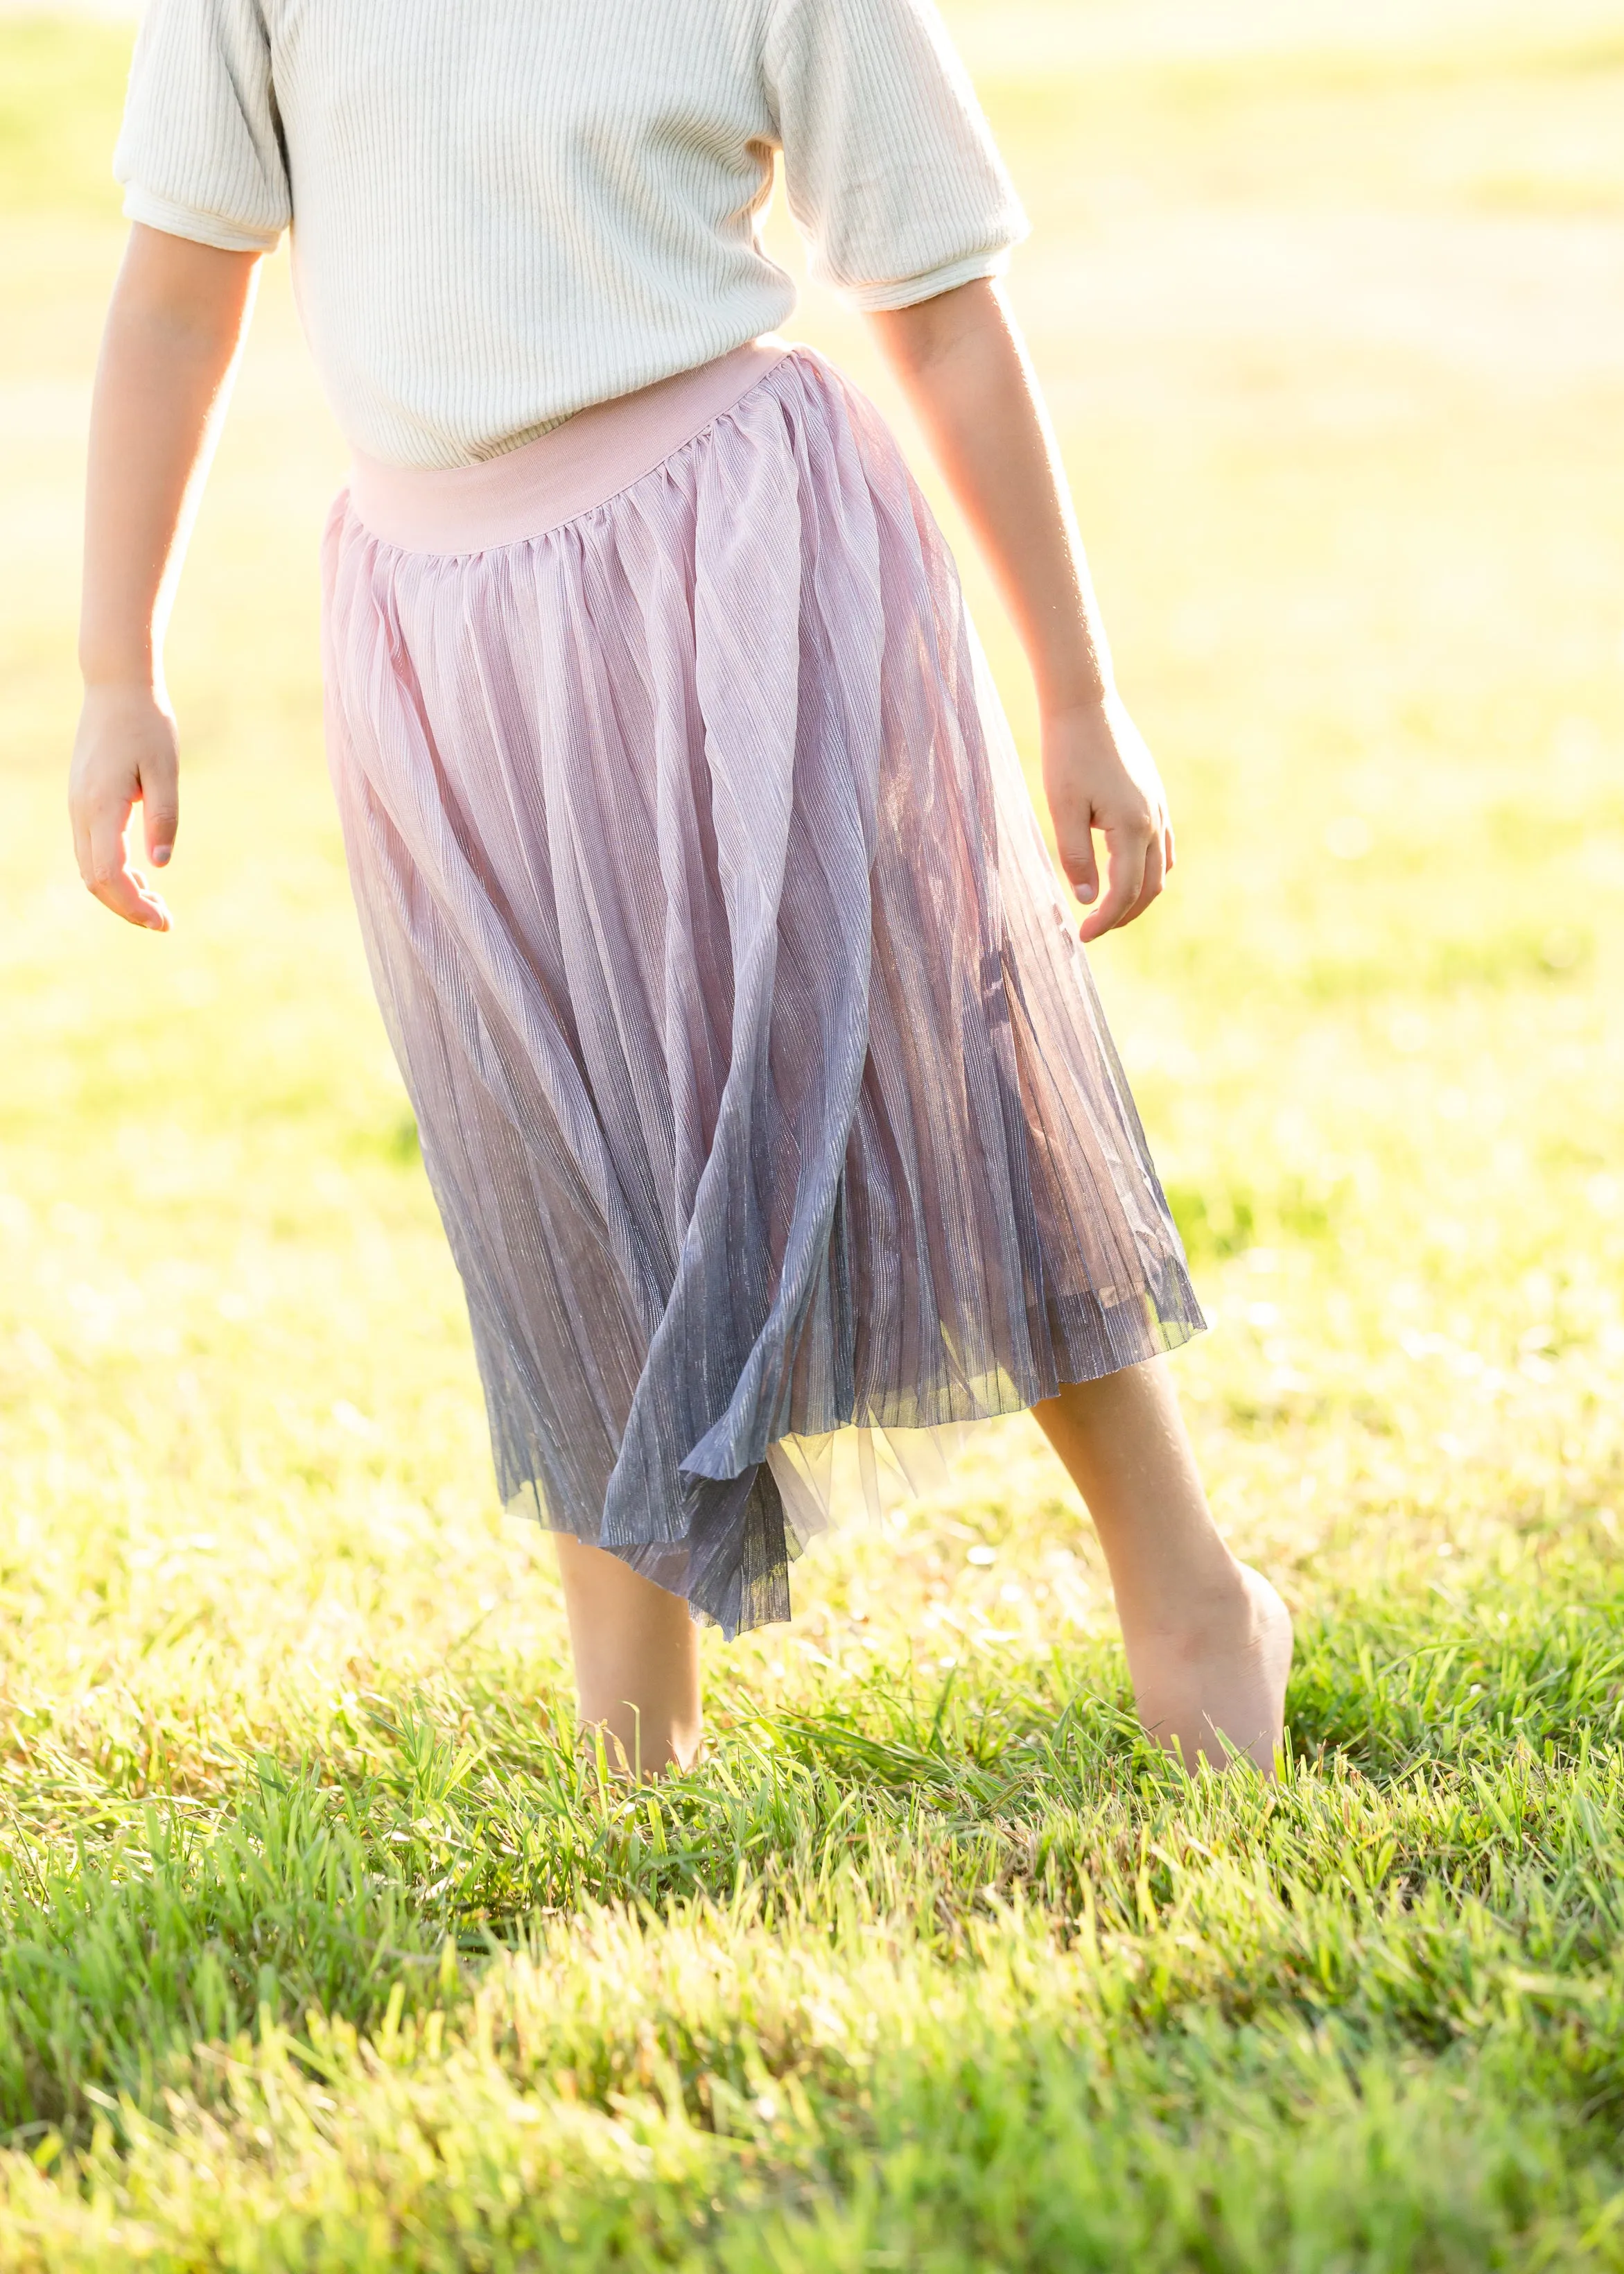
xmin=1040 ymin=692 xmax=1175 ymax=941
xmin=68 ymin=679 xmax=179 ymax=931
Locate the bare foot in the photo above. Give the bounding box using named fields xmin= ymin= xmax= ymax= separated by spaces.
xmin=1124 ymin=1563 xmax=1293 ymax=1775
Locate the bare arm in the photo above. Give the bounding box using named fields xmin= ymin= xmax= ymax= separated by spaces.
xmin=69 ymin=224 xmax=260 ymax=929
xmin=866 ymin=279 xmax=1171 ymax=939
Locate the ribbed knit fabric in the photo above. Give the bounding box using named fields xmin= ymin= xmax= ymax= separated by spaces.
xmin=114 ymin=0 xmax=1029 ymax=468
xmin=322 ymin=345 xmax=1205 ymax=1635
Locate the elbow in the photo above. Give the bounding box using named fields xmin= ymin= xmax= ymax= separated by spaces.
xmin=864 ymin=275 xmax=1004 ymax=378
xmin=114 ymin=224 xmax=262 ymax=353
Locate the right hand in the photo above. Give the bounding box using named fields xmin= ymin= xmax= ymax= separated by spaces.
xmin=68 ymin=682 xmax=178 ymax=931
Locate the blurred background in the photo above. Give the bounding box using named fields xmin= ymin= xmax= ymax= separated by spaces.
xmin=1 ymin=0 xmax=1621 ymax=1724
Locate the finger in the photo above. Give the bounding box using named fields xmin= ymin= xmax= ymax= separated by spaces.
xmin=140 ymin=751 xmax=180 ymax=868
xmin=86 ymin=801 xmax=170 ymax=930
xmin=1119 ymin=825 xmax=1169 ymax=929
xmin=83 ymin=793 xmax=131 ymax=903
xmin=92 ymin=860 xmax=172 ymax=930
xmin=1079 ymin=826 xmax=1149 ymax=942
xmin=70 ymin=797 xmax=94 ymax=892
xmin=1163 ymin=820 xmax=1176 ymax=878
xmin=69 ymin=783 xmax=107 ymax=892
xmin=1057 ymin=835 xmax=1099 ymax=908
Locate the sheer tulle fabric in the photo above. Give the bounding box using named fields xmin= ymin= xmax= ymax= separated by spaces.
xmin=321 ymin=345 xmax=1203 ymax=1636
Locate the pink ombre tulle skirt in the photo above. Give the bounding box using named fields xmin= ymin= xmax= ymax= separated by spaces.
xmin=322 ymin=338 xmax=1203 ymax=1635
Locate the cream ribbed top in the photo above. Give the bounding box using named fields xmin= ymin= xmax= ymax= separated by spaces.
xmin=114 ymin=0 xmax=1027 ymax=468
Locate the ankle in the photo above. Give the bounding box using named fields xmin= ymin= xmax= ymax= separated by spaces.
xmin=1121 ymin=1564 xmax=1293 ymax=1776
xmin=577 ymin=1701 xmax=702 ymax=1779
xmin=1116 ymin=1548 xmax=1252 ymax=1653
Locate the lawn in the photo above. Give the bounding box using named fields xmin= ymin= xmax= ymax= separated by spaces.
xmin=1 ymin=1 xmax=1623 ymax=2264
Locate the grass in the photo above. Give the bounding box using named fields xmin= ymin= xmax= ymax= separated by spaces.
xmin=1 ymin=0 xmax=1623 ymax=2262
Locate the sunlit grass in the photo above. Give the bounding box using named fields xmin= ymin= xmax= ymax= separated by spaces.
xmin=1 ymin=3 xmax=1623 ymax=2262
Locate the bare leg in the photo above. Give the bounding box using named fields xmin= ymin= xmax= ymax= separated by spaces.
xmin=552 ymin=1535 xmax=703 ymax=1777
xmin=1033 ymin=1357 xmax=1292 ymax=1773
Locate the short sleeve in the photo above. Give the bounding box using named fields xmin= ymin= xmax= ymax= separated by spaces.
xmin=113 ymin=0 xmax=290 ymax=254
xmin=763 ymin=0 xmax=1028 ymax=310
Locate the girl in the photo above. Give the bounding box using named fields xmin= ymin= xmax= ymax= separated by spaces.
xmin=71 ymin=0 xmax=1291 ymax=1775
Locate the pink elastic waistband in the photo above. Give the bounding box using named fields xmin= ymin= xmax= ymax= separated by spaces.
xmin=345 ymin=337 xmax=793 ymax=555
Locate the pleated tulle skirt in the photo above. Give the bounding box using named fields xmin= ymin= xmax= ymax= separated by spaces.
xmin=321 ymin=336 xmax=1205 ymax=1636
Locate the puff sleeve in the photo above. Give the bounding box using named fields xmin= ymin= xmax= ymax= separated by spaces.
xmin=764 ymin=0 xmax=1028 ymax=310
xmin=114 ymin=0 xmax=290 ymax=254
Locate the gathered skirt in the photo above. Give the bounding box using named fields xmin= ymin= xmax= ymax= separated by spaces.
xmin=321 ymin=336 xmax=1204 ymax=1637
